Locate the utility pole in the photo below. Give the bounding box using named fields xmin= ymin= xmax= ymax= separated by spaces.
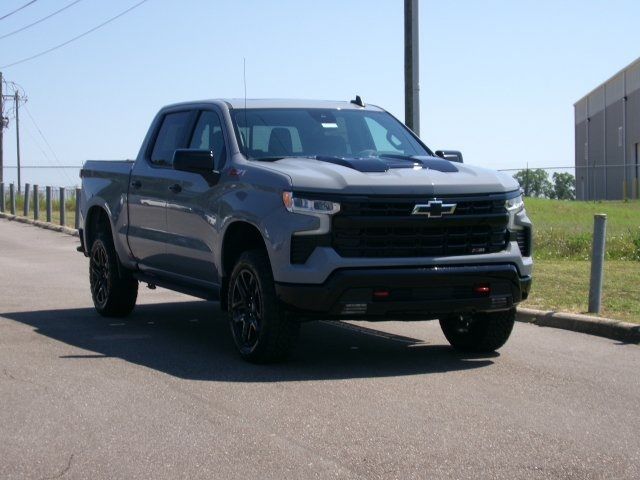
xmin=0 ymin=74 xmax=26 ymax=192
xmin=14 ymin=91 xmax=21 ymax=193
xmin=404 ymin=0 xmax=420 ymax=135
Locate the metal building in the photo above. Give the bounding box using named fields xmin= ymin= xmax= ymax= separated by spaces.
xmin=574 ymin=56 xmax=640 ymax=200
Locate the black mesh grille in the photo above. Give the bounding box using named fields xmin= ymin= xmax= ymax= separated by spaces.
xmin=340 ymin=199 xmax=506 ymax=217
xmin=332 ymin=197 xmax=509 ymax=258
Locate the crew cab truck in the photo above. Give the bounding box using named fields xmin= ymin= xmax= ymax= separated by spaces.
xmin=79 ymin=98 xmax=532 ymax=363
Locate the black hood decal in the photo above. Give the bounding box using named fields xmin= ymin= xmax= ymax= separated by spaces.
xmin=310 ymin=155 xmax=459 ymax=173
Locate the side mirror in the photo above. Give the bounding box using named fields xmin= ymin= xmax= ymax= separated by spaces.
xmin=173 ymin=149 xmax=220 ymax=184
xmin=435 ymin=150 xmax=464 ymax=163
xmin=173 ymin=149 xmax=215 ymax=173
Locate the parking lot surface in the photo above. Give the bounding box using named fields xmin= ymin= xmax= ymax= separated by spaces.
xmin=1 ymin=220 xmax=639 ymax=479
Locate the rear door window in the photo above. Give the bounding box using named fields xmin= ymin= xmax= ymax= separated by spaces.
xmin=150 ymin=111 xmax=192 ymax=166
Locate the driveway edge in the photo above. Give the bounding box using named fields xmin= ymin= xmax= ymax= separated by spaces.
xmin=517 ymin=307 xmax=640 ymax=344
xmin=0 ymin=213 xmax=79 ymax=237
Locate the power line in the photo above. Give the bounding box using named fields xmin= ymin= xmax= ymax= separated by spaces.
xmin=0 ymin=0 xmax=150 ymax=69
xmin=0 ymin=0 xmax=84 ymax=41
xmin=0 ymin=0 xmax=39 ymax=22
xmin=23 ymin=103 xmax=75 ymax=185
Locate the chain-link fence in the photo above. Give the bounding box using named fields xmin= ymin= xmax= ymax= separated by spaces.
xmin=0 ymin=165 xmax=81 ymax=192
xmin=0 ymin=181 xmax=80 ymax=229
xmin=499 ymin=165 xmax=640 ymax=201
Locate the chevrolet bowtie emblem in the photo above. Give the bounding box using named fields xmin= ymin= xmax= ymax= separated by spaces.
xmin=411 ymin=200 xmax=457 ymax=218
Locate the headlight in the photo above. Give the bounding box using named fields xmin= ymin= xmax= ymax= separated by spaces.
xmin=282 ymin=192 xmax=341 ymax=215
xmin=505 ymin=195 xmax=525 ymax=214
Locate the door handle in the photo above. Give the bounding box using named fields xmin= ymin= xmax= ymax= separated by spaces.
xmin=130 ymin=180 xmax=142 ymax=189
xmin=168 ymin=183 xmax=182 ymax=193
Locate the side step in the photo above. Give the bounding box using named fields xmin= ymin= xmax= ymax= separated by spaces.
xmin=133 ymin=272 xmax=220 ymax=301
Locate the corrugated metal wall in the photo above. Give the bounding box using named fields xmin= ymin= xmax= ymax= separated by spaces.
xmin=574 ymin=57 xmax=640 ymax=200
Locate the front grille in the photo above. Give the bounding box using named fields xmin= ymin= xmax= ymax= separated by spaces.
xmin=340 ymin=199 xmax=506 ymax=217
xmin=332 ymin=196 xmax=509 ymax=258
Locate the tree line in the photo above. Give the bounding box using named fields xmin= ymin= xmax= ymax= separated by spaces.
xmin=512 ymin=169 xmax=575 ymax=200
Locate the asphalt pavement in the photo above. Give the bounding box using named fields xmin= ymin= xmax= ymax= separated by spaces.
xmin=1 ymin=219 xmax=639 ymax=479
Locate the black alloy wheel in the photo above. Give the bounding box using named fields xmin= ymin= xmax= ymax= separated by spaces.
xmin=90 ymin=240 xmax=111 ymax=309
xmin=227 ymin=250 xmax=300 ymax=363
xmin=230 ymin=268 xmax=263 ymax=353
xmin=88 ymin=233 xmax=138 ymax=317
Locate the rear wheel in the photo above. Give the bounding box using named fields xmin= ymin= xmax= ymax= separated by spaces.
xmin=89 ymin=232 xmax=138 ymax=317
xmin=439 ymin=309 xmax=515 ymax=352
xmin=228 ymin=250 xmax=299 ymax=363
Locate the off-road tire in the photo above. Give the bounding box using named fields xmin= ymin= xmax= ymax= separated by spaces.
xmin=439 ymin=308 xmax=516 ymax=353
xmin=89 ymin=232 xmax=138 ymax=317
xmin=228 ymin=250 xmax=300 ymax=363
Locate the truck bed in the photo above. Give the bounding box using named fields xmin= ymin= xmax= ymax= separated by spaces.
xmin=82 ymin=159 xmax=134 ymax=177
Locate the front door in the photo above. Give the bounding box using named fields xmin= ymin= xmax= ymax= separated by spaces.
xmin=128 ymin=110 xmax=194 ymax=274
xmin=164 ymin=110 xmax=228 ymax=286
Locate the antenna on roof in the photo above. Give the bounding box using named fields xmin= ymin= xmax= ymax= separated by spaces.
xmin=243 ymin=57 xmax=247 ymax=111
xmin=350 ymin=95 xmax=365 ymax=107
xmin=243 ymin=58 xmax=248 ymax=150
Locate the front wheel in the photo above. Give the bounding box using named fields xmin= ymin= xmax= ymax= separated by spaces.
xmin=228 ymin=250 xmax=300 ymax=363
xmin=439 ymin=309 xmax=516 ymax=353
xmin=89 ymin=233 xmax=138 ymax=317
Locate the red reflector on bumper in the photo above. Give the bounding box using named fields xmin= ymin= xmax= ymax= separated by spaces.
xmin=473 ymin=284 xmax=491 ymax=295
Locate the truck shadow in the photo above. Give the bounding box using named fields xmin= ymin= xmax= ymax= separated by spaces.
xmin=2 ymin=300 xmax=496 ymax=382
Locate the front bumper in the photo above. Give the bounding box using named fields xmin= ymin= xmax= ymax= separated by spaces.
xmin=275 ymin=264 xmax=531 ymax=320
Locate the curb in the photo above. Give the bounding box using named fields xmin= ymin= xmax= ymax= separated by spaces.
xmin=0 ymin=212 xmax=79 ymax=237
xmin=517 ymin=307 xmax=640 ymax=344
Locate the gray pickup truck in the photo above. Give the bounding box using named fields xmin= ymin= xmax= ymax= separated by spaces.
xmin=79 ymin=97 xmax=532 ymax=362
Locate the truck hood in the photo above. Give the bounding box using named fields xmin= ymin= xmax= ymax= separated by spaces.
xmin=257 ymin=156 xmax=519 ymax=196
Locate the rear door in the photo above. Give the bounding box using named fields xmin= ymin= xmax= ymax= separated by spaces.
xmin=164 ymin=109 xmax=228 ymax=286
xmin=128 ymin=110 xmax=195 ymax=274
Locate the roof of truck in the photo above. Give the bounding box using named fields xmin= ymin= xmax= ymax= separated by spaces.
xmin=165 ymin=98 xmax=386 ymax=111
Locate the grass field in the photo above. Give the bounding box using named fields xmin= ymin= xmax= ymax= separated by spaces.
xmin=525 ymin=260 xmax=639 ymax=323
xmin=523 ymin=198 xmax=639 ymax=322
xmin=525 ymin=198 xmax=640 ymax=260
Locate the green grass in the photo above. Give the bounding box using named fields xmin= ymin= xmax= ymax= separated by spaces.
xmin=525 ymin=259 xmax=640 ymax=323
xmin=521 ymin=199 xmax=639 ymax=322
xmin=525 ymin=198 xmax=640 ymax=261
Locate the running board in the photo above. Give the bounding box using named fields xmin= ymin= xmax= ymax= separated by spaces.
xmin=133 ymin=272 xmax=220 ymax=301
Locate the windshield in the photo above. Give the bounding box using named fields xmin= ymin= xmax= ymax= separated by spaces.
xmin=231 ymin=108 xmax=432 ymax=160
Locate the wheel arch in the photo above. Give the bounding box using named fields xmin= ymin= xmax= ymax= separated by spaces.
xmin=85 ymin=204 xmax=113 ymax=250
xmin=219 ymin=220 xmax=270 ymax=311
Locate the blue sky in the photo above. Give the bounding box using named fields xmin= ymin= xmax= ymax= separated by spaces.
xmin=1 ymin=0 xmax=639 ymax=187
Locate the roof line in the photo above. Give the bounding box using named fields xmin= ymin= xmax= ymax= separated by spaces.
xmin=574 ymin=55 xmax=640 ymax=106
